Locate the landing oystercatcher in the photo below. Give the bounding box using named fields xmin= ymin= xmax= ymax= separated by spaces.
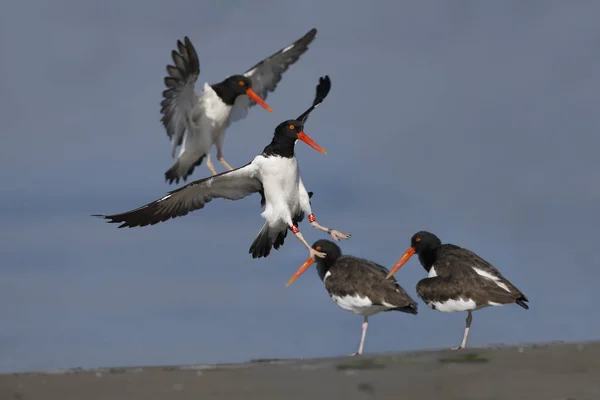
xmin=161 ymin=28 xmax=317 ymax=183
xmin=286 ymin=240 xmax=418 ymax=356
xmin=94 ymin=76 xmax=350 ymax=260
xmin=386 ymin=231 xmax=529 ymax=350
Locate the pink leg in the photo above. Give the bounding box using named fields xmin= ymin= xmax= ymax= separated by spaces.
xmin=451 ymin=311 xmax=473 ymax=350
xmin=349 ymin=316 xmax=369 ymax=356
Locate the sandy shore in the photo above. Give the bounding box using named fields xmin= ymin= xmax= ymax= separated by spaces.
xmin=1 ymin=341 xmax=600 ymax=400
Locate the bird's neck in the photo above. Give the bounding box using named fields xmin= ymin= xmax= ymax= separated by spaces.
xmin=262 ymin=136 xmax=296 ymax=158
xmin=418 ymin=247 xmax=439 ymax=273
xmin=316 ymin=260 xmax=334 ymax=282
xmin=210 ymin=82 xmax=238 ymax=106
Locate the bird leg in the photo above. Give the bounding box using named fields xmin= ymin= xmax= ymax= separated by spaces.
xmin=205 ymin=153 xmax=218 ymax=176
xmin=452 ymin=311 xmax=473 ymax=350
xmin=290 ymin=225 xmax=326 ymax=258
xmin=215 ymin=132 xmax=234 ymax=171
xmin=218 ymin=156 xmax=234 ymax=171
xmin=307 ymin=213 xmax=351 ymax=242
xmin=349 ymin=316 xmax=369 ymax=356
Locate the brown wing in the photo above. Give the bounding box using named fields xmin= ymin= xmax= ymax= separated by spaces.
xmin=327 ymin=256 xmax=418 ymax=313
xmin=93 ymin=163 xmax=262 ymax=228
xmin=230 ymin=28 xmax=317 ymax=122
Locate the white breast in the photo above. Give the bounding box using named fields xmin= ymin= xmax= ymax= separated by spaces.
xmin=200 ymin=84 xmax=233 ymax=135
xmin=331 ymin=294 xmax=387 ymax=317
xmin=256 ymin=155 xmax=301 ymax=226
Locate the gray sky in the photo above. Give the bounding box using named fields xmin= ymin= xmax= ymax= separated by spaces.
xmin=1 ymin=0 xmax=599 ymax=373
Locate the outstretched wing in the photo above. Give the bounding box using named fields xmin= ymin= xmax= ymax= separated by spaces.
xmin=297 ymin=75 xmax=331 ymax=123
xmin=230 ymin=28 xmax=317 ymax=122
xmin=160 ymin=36 xmax=201 ymax=157
xmin=94 ymin=163 xmax=262 ymax=228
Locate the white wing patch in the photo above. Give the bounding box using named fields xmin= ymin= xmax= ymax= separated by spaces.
xmin=428 ymin=298 xmax=477 ymax=313
xmin=472 ymin=268 xmax=511 ymax=293
xmin=281 ymin=43 xmax=295 ymax=53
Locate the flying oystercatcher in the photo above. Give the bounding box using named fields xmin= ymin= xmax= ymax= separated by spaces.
xmin=386 ymin=231 xmax=529 ymax=350
xmin=286 ymin=240 xmax=418 ymax=356
xmin=94 ymin=76 xmax=350 ymax=260
xmin=161 ymin=28 xmax=317 ymax=183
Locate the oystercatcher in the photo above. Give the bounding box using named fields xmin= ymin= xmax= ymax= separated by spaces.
xmin=161 ymin=28 xmax=317 ymax=183
xmin=386 ymin=231 xmax=529 ymax=350
xmin=94 ymin=76 xmax=350 ymax=260
xmin=286 ymin=240 xmax=418 ymax=356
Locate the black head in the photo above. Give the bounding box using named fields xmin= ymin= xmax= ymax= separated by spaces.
xmin=212 ymin=75 xmax=272 ymax=111
xmin=263 ymin=119 xmax=327 ymax=158
xmin=410 ymin=231 xmax=442 ymax=255
xmin=262 ymin=76 xmax=331 ymax=159
xmin=385 ymin=231 xmax=442 ymax=279
xmin=312 ymin=239 xmax=343 ymax=264
xmin=274 ymin=119 xmax=304 ymax=140
xmin=285 ymin=239 xmax=342 ymax=287
xmin=222 ymin=75 xmax=253 ymax=96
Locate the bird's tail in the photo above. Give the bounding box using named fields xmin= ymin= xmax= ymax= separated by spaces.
xmin=515 ymin=296 xmax=529 ymax=310
xmin=164 ymin=152 xmax=205 ymax=185
xmin=249 ymin=224 xmax=286 ymax=259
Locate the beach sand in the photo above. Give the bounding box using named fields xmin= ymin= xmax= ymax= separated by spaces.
xmin=2 ymin=341 xmax=599 ymax=400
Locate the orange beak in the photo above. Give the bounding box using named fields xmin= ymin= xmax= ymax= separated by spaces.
xmin=297 ymin=131 xmax=327 ymax=155
xmin=385 ymin=247 xmax=416 ymax=279
xmin=246 ymin=88 xmax=273 ymax=112
xmin=285 ymin=256 xmax=316 ymax=287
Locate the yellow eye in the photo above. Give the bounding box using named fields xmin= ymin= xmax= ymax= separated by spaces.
xmin=238 ymin=80 xmax=245 ymax=86
xmin=289 ymin=124 xmax=295 ymax=130
xmin=315 ymin=245 xmax=321 ymax=251
xmin=415 ymin=237 xmax=421 ymax=243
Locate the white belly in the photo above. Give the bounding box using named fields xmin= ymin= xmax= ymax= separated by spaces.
xmin=256 ymin=156 xmax=303 ymax=226
xmin=331 ymin=294 xmax=386 ymax=317
xmin=426 ymin=298 xmax=478 ymax=313
xmin=181 ymin=86 xmax=232 ymax=157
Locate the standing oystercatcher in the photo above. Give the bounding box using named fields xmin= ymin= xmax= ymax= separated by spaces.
xmin=94 ymin=76 xmax=350 ymax=260
xmin=161 ymin=28 xmax=317 ymax=183
xmin=286 ymin=240 xmax=418 ymax=356
xmin=386 ymin=231 xmax=529 ymax=350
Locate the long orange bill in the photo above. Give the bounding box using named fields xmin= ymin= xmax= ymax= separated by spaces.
xmin=297 ymin=131 xmax=327 ymax=155
xmin=285 ymin=257 xmax=316 ymax=287
xmin=246 ymin=88 xmax=273 ymax=112
xmin=385 ymin=247 xmax=416 ymax=279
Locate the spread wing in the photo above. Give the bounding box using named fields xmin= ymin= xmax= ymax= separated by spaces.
xmin=160 ymin=36 xmax=201 ymax=157
xmin=94 ymin=163 xmax=262 ymax=228
xmin=230 ymin=28 xmax=317 ymax=122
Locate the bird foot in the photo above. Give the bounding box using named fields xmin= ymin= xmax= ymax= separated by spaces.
xmin=347 ymin=352 xmax=362 ymax=357
xmin=329 ymin=230 xmax=351 ymax=242
xmin=310 ymin=248 xmax=326 ymax=259
xmin=451 ymin=346 xmax=466 ymax=351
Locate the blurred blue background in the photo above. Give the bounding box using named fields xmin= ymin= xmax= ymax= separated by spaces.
xmin=1 ymin=0 xmax=599 ymax=373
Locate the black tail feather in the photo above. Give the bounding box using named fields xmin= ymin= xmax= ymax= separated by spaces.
xmin=249 ymin=228 xmax=273 ymax=258
xmin=386 ymin=302 xmax=418 ymax=315
xmin=273 ymin=231 xmax=287 ymax=249
xmin=249 ymin=194 xmax=315 ymax=258
xmin=516 ymin=297 xmax=529 ymax=310
xmin=165 ymin=155 xmax=205 ymax=185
